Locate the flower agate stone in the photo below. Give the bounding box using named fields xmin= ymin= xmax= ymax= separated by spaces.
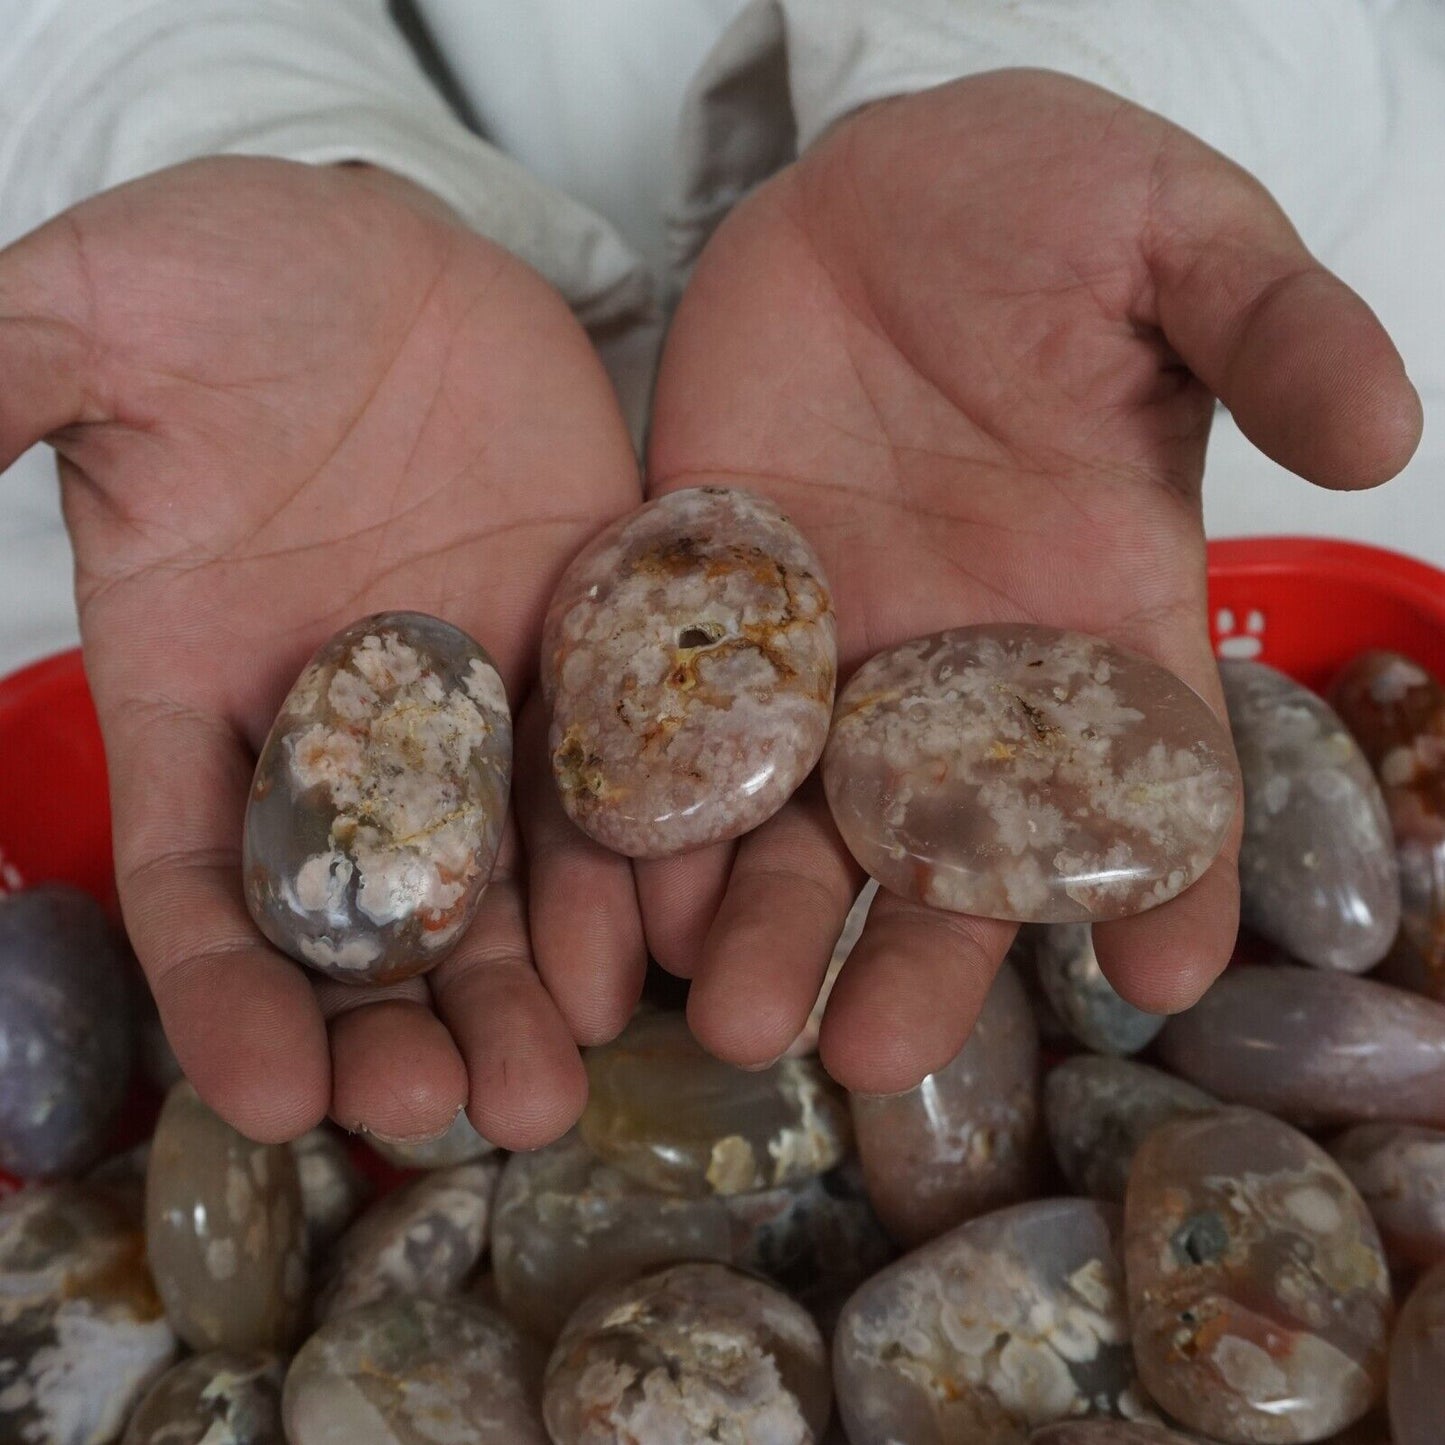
xmin=851 ymin=962 xmax=1043 ymax=1247
xmin=282 ymin=1297 xmax=547 ymax=1445
xmin=145 ymin=1081 xmax=307 ymax=1352
xmin=1157 ymin=966 xmax=1445 ymax=1128
xmin=1030 ymin=1427 xmax=1204 ymax=1444
xmin=0 ymin=1186 xmax=176 ymax=1445
xmin=1331 ymin=1124 xmax=1445 ymax=1270
xmin=579 ymin=1009 xmax=851 ymax=1196
xmin=542 ymin=1262 xmax=831 ymax=1445
xmin=1222 ymin=660 xmax=1399 ymax=973
xmin=834 ymin=1198 xmax=1143 ymax=1445
xmin=823 ymin=626 xmax=1239 ymax=921
xmin=1124 ymin=1108 xmax=1391 ymax=1444
xmin=365 ymin=1109 xmax=495 ymax=1170
xmin=1331 ymin=651 xmax=1445 ymax=999
xmin=243 ymin=612 xmax=511 ymax=984
xmin=122 ymin=1351 xmax=284 ymax=1445
xmin=1044 ymin=1056 xmax=1219 ymax=1204
xmin=542 ymin=487 xmax=836 ymax=857
xmin=315 ymin=1157 xmax=498 ymax=1323
xmin=1389 ymin=1258 xmax=1445 ymax=1445
xmin=0 ymin=885 xmax=133 ymax=1177
xmin=1034 ymin=924 xmax=1164 ymax=1055
xmin=291 ymin=1127 xmax=370 ymax=1257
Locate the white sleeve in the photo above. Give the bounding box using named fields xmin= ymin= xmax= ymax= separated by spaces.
xmin=0 ymin=0 xmax=648 ymax=326
xmin=670 ymin=0 xmax=1397 ymax=266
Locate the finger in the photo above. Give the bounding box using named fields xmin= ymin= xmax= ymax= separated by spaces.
xmin=634 ymin=841 xmax=736 ymax=978
xmin=1148 ymin=149 xmax=1422 ymax=490
xmin=516 ymin=694 xmax=645 ymax=1044
xmin=686 ymin=781 xmax=861 ymax=1067
xmin=817 ymin=887 xmax=1017 ymax=1095
xmin=312 ymin=977 xmax=469 ymax=1141
xmin=103 ymin=693 xmax=329 ymax=1142
xmin=429 ymin=866 xmax=588 ymax=1151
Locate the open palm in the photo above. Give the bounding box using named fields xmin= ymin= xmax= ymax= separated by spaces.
xmin=0 ymin=157 xmax=641 ymax=1145
xmin=530 ymin=71 xmax=1422 ymax=1094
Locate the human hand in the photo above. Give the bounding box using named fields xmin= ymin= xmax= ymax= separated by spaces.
xmin=0 ymin=157 xmax=643 ymax=1146
xmin=529 ymin=70 xmax=1422 ymax=1095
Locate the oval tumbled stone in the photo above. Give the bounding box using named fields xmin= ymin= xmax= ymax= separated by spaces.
xmin=542 ymin=486 xmax=836 ymax=857
xmin=123 ymin=1350 xmax=284 ymax=1445
xmin=1389 ymin=1258 xmax=1445 ymax=1445
xmin=1125 ymin=1108 xmax=1391 ymax=1444
xmin=1034 ymin=924 xmax=1165 ymax=1056
xmin=1330 ymin=1123 xmax=1445 ymax=1270
xmin=823 ymin=626 xmax=1239 ymax=921
xmin=244 ymin=612 xmax=511 ymax=984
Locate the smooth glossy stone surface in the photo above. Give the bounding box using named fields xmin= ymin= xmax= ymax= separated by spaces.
xmin=542 ymin=486 xmax=836 ymax=858
xmin=145 ymin=1082 xmax=307 ymax=1352
xmin=122 ymin=1350 xmax=284 ymax=1445
xmin=1157 ymin=965 xmax=1445 ymax=1128
xmin=824 ymin=626 xmax=1239 ymax=921
xmin=0 ymin=1185 xmax=176 ymax=1444
xmin=1029 ymin=1427 xmax=1203 ymax=1444
xmin=834 ymin=1198 xmax=1144 ymax=1445
xmin=291 ymin=1127 xmax=370 ymax=1257
xmin=365 ymin=1110 xmax=495 ymax=1170
xmin=1331 ymin=650 xmax=1445 ymax=1000
xmin=1125 ymin=1108 xmax=1391 ymax=1443
xmin=1223 ymin=660 xmax=1400 ymax=972
xmin=1331 ymin=1123 xmax=1445 ymax=1270
xmin=543 ymin=1262 xmax=831 ymax=1445
xmin=580 ymin=1009 xmax=851 ymax=1196
xmin=283 ymin=1296 xmax=546 ymax=1444
xmin=1044 ymin=1056 xmax=1219 ymax=1204
xmin=315 ymin=1157 xmax=498 ymax=1323
xmin=244 ymin=612 xmax=512 ymax=984
xmin=1034 ymin=924 xmax=1164 ymax=1055
xmin=851 ymin=962 xmax=1043 ymax=1246
xmin=1389 ymin=1258 xmax=1445 ymax=1445
xmin=0 ymin=886 xmax=133 ymax=1177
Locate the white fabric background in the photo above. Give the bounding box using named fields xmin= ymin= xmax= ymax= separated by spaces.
xmin=0 ymin=0 xmax=1440 ymax=674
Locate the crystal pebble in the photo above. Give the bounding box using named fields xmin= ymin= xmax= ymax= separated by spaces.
xmin=365 ymin=1109 xmax=495 ymax=1170
xmin=290 ymin=1127 xmax=370 ymax=1258
xmin=1124 ymin=1108 xmax=1391 ymax=1444
xmin=1157 ymin=965 xmax=1445 ymax=1128
xmin=1033 ymin=924 xmax=1164 ymax=1055
xmin=1330 ymin=650 xmax=1445 ymax=998
xmin=851 ymin=961 xmax=1043 ymax=1247
xmin=1389 ymin=1257 xmax=1445 ymax=1445
xmin=123 ymin=1350 xmax=284 ymax=1445
xmin=0 ymin=885 xmax=134 ymax=1177
xmin=283 ymin=1297 xmax=547 ymax=1445
xmin=145 ymin=1081 xmax=308 ymax=1352
xmin=1222 ymin=660 xmax=1399 ymax=972
xmin=542 ymin=1262 xmax=831 ymax=1445
xmin=579 ymin=1009 xmax=851 ymax=1197
xmin=823 ymin=626 xmax=1239 ymax=920
xmin=834 ymin=1197 xmax=1142 ymax=1445
xmin=1330 ymin=1123 xmax=1445 ymax=1270
xmin=243 ymin=612 xmax=511 ymax=984
xmin=542 ymin=486 xmax=836 ymax=857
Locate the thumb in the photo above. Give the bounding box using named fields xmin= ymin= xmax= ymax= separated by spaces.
xmin=1148 ymin=152 xmax=1422 ymax=491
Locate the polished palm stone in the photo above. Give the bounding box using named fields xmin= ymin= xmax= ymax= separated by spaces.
xmin=1331 ymin=650 xmax=1445 ymax=999
xmin=1223 ymin=660 xmax=1400 ymax=972
xmin=1389 ymin=1257 xmax=1445 ymax=1445
xmin=243 ymin=612 xmax=512 ymax=984
xmin=291 ymin=1127 xmax=370 ymax=1257
xmin=1157 ymin=965 xmax=1445 ymax=1128
xmin=834 ymin=1198 xmax=1144 ymax=1445
xmin=542 ymin=486 xmax=836 ymax=858
xmin=851 ymin=962 xmax=1043 ymax=1247
xmin=0 ymin=885 xmax=134 ymax=1177
xmin=1044 ymin=1055 xmax=1219 ymax=1203
xmin=579 ymin=1009 xmax=851 ymax=1196
xmin=1125 ymin=1108 xmax=1391 ymax=1443
xmin=1331 ymin=1123 xmax=1445 ymax=1270
xmin=542 ymin=1262 xmax=831 ymax=1445
xmin=283 ymin=1296 xmax=547 ymax=1444
xmin=315 ymin=1157 xmax=499 ymax=1323
xmin=0 ymin=1185 xmax=176 ymax=1445
xmin=365 ymin=1109 xmax=495 ymax=1170
xmin=1029 ymin=1427 xmax=1203 ymax=1444
xmin=1033 ymin=924 xmax=1164 ymax=1055
xmin=122 ymin=1350 xmax=284 ymax=1445
xmin=145 ymin=1081 xmax=307 ymax=1352
xmin=823 ymin=626 xmax=1239 ymax=921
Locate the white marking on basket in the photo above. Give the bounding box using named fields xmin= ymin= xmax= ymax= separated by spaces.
xmin=1216 ymin=606 xmax=1266 ymax=661
xmin=0 ymin=848 xmax=22 ymax=897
